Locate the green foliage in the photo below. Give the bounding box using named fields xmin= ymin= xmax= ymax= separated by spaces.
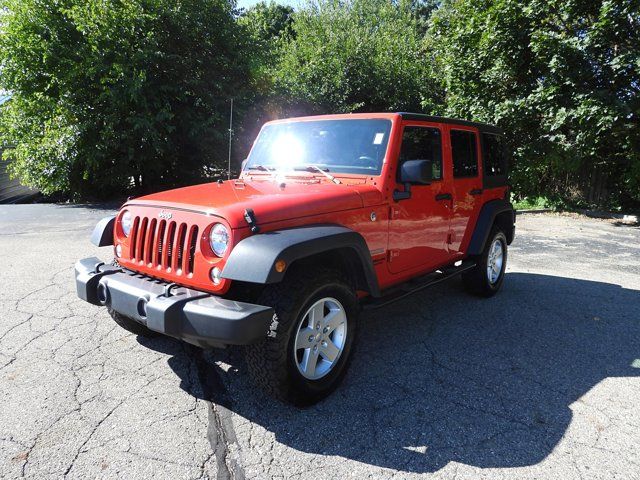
xmin=0 ymin=0 xmax=251 ymax=198
xmin=0 ymin=0 xmax=638 ymax=209
xmin=430 ymin=0 xmax=640 ymax=208
xmin=273 ymin=0 xmax=444 ymax=114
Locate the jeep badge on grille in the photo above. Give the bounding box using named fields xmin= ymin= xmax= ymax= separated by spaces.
xmin=158 ymin=210 xmax=172 ymax=220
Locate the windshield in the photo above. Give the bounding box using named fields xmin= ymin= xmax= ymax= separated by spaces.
xmin=244 ymin=119 xmax=392 ymax=175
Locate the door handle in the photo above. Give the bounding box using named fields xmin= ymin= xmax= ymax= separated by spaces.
xmin=435 ymin=193 xmax=453 ymax=201
xmin=469 ymin=188 xmax=483 ymax=196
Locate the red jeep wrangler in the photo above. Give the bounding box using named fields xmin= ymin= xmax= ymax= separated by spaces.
xmin=75 ymin=113 xmax=515 ymax=405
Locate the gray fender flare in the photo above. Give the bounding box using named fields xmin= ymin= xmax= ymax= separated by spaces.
xmin=221 ymin=225 xmax=380 ymax=297
xmin=91 ymin=216 xmax=115 ymax=247
xmin=467 ymin=199 xmax=515 ymax=256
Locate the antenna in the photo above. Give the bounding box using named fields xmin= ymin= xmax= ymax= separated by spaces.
xmin=227 ymin=98 xmax=234 ymax=180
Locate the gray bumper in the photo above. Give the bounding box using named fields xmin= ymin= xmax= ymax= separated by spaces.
xmin=75 ymin=257 xmax=273 ymax=348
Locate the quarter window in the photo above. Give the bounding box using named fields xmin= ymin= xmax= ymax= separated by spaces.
xmin=482 ymin=133 xmax=507 ymax=176
xmin=451 ymin=130 xmax=478 ymax=178
xmin=398 ymin=127 xmax=442 ymax=180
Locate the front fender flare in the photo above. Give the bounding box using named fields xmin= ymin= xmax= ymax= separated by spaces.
xmin=221 ymin=225 xmax=380 ymax=297
xmin=91 ymin=216 xmax=115 ymax=247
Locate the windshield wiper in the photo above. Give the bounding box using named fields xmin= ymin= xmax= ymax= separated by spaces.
xmin=294 ymin=165 xmax=341 ymax=184
xmin=246 ymin=164 xmax=275 ymax=172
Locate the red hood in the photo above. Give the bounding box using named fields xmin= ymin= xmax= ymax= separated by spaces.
xmin=126 ymin=178 xmax=384 ymax=229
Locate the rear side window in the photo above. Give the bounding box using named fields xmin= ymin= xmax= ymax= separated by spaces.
xmin=482 ymin=133 xmax=507 ymax=176
xmin=451 ymin=130 xmax=478 ymax=178
xmin=399 ymin=127 xmax=442 ymax=180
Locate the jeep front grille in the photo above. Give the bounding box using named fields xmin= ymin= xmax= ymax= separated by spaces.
xmin=129 ymin=216 xmax=199 ymax=275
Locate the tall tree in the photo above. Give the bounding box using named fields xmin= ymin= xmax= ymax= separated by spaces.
xmin=431 ymin=0 xmax=640 ymax=207
xmin=273 ymin=0 xmax=444 ymax=115
xmin=0 ymin=0 xmax=251 ymax=198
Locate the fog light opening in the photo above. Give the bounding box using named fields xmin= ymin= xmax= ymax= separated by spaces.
xmin=115 ymin=244 xmax=122 ymax=258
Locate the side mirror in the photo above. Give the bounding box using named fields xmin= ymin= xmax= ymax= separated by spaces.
xmin=399 ymin=159 xmax=434 ymax=185
xmin=394 ymin=159 xmax=435 ymax=201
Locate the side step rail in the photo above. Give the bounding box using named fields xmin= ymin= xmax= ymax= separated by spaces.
xmin=362 ymin=260 xmax=476 ymax=310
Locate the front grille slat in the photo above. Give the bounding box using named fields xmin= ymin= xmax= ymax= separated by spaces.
xmin=155 ymin=220 xmax=166 ymax=266
xmin=130 ymin=217 xmax=140 ymax=260
xmin=136 ymin=218 xmax=148 ymax=263
xmin=165 ymin=221 xmax=176 ymax=271
xmin=175 ymin=223 xmax=187 ymax=273
xmin=145 ymin=219 xmax=157 ymax=265
xmin=127 ymin=213 xmax=199 ymax=277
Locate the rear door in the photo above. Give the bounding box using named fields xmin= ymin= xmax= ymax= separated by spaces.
xmin=387 ymin=123 xmax=453 ymax=274
xmin=447 ymin=126 xmax=483 ymax=254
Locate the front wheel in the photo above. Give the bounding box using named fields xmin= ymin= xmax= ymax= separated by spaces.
xmin=462 ymin=227 xmax=508 ymax=297
xmin=245 ymin=269 xmax=359 ymax=406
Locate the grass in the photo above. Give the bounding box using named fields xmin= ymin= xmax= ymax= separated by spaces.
xmin=511 ymin=195 xmax=552 ymax=211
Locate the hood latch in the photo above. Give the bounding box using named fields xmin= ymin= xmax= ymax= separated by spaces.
xmin=244 ymin=208 xmax=260 ymax=233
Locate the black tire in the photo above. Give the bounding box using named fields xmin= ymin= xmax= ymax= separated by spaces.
xmin=462 ymin=227 xmax=508 ymax=297
xmin=245 ymin=268 xmax=359 ymax=406
xmin=107 ymin=308 xmax=160 ymax=337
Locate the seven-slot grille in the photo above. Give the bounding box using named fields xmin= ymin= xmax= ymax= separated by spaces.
xmin=129 ymin=216 xmax=199 ymax=275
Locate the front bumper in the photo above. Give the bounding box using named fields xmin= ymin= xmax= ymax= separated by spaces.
xmin=75 ymin=257 xmax=273 ymax=348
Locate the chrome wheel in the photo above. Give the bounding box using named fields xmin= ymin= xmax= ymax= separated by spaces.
xmin=487 ymin=238 xmax=504 ymax=284
xmin=293 ymin=297 xmax=348 ymax=380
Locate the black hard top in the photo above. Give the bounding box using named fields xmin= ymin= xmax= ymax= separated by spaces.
xmin=398 ymin=112 xmax=503 ymax=135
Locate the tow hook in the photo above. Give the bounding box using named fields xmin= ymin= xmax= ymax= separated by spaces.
xmin=163 ymin=283 xmax=179 ymax=298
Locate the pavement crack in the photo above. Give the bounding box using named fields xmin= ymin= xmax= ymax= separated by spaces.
xmin=192 ymin=348 xmax=245 ymax=480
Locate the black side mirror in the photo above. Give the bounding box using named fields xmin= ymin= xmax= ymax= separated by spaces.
xmin=394 ymin=159 xmax=434 ymax=201
xmin=399 ymin=159 xmax=434 ymax=184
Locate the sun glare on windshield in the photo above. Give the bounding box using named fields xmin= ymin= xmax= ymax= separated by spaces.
xmin=270 ymin=134 xmax=306 ymax=168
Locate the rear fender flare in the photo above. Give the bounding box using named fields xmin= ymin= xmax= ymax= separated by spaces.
xmin=221 ymin=225 xmax=380 ymax=297
xmin=467 ymin=199 xmax=515 ymax=256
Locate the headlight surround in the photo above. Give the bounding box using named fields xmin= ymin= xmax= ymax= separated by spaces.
xmin=209 ymin=223 xmax=229 ymax=257
xmin=121 ymin=210 xmax=133 ymax=237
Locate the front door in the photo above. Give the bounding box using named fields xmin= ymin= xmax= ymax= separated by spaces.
xmin=388 ymin=124 xmax=453 ymax=274
xmin=447 ymin=126 xmax=483 ymax=254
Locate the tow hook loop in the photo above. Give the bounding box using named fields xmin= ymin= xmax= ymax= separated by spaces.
xmin=163 ymin=283 xmax=179 ymax=298
xmin=93 ymin=262 xmax=105 ymax=274
xmin=244 ymin=208 xmax=260 ymax=233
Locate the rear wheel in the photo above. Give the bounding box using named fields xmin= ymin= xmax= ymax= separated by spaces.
xmin=462 ymin=227 xmax=507 ymax=297
xmin=245 ymin=268 xmax=358 ymax=406
xmin=107 ymin=308 xmax=160 ymax=337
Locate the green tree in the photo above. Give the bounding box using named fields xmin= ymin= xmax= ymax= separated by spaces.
xmin=273 ymin=0 xmax=444 ymax=114
xmin=430 ymin=0 xmax=640 ymax=208
xmin=0 ymin=0 xmax=251 ymax=198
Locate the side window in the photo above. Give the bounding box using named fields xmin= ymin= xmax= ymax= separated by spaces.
xmin=451 ymin=129 xmax=478 ymax=178
xmin=482 ymin=133 xmax=506 ymax=176
xmin=398 ymin=127 xmax=442 ymax=180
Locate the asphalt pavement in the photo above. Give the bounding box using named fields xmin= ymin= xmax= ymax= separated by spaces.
xmin=1 ymin=204 xmax=639 ymax=479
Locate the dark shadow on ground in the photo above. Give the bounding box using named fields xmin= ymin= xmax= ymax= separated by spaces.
xmin=149 ymin=272 xmax=640 ymax=474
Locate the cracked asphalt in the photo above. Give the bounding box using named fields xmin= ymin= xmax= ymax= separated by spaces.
xmin=1 ymin=204 xmax=639 ymax=479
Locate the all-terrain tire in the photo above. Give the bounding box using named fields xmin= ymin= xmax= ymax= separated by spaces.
xmin=462 ymin=227 xmax=508 ymax=297
xmin=245 ymin=268 xmax=359 ymax=406
xmin=108 ymin=308 xmax=160 ymax=337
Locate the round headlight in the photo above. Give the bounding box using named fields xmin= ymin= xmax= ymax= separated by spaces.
xmin=121 ymin=210 xmax=133 ymax=237
xmin=209 ymin=223 xmax=229 ymax=257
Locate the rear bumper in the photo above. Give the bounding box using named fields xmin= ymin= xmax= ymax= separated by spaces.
xmin=74 ymin=257 xmax=273 ymax=348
